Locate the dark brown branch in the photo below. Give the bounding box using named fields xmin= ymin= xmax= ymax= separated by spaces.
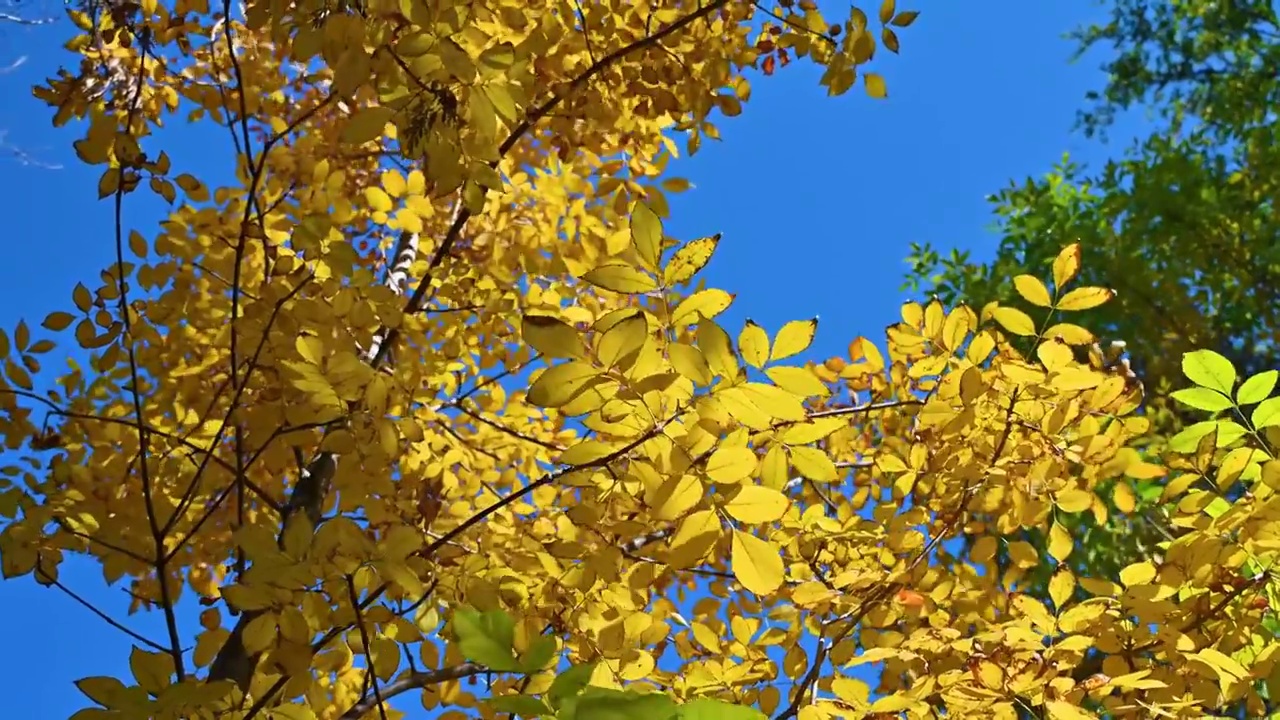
xmin=35 ymin=565 xmax=170 ymax=653
xmin=347 ymin=575 xmax=389 ymax=720
xmin=108 ymin=34 xmax=187 ymax=683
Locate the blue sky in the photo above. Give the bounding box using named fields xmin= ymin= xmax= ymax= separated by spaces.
xmin=0 ymin=2 xmax=1151 ymax=717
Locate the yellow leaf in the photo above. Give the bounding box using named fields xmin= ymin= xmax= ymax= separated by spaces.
xmin=483 ymin=83 xmax=518 ymax=122
xmin=1056 ymin=286 xmax=1115 ymax=311
xmin=97 ymin=167 xmax=120 ymax=198
xmin=669 ymin=342 xmax=713 ymax=385
xmin=864 ymin=72 xmax=887 ymax=99
xmin=1118 ymin=561 xmax=1156 ymax=588
xmin=734 ymin=382 xmax=807 ymax=421
xmin=382 ymin=170 xmax=407 ymax=198
xmin=477 ymin=42 xmax=516 ymax=77
xmin=797 ymin=707 xmax=825 ymax=720
xmin=1055 ymin=488 xmax=1094 ymax=513
xmin=1051 ymin=368 xmax=1103 ymax=391
xmin=332 ymin=47 xmax=372 ymax=97
xmin=738 ymin=320 xmax=769 ymax=369
xmin=831 ymin=676 xmax=870 ymax=706
xmin=868 ymin=694 xmax=919 ymax=713
xmin=1048 ymin=566 xmax=1075 ymax=610
xmin=791 ymin=581 xmax=838 ymax=607
xmin=691 ymin=622 xmax=722 ymax=652
xmin=652 ymin=474 xmax=703 ymax=521
xmin=243 ymin=612 xmax=278 ymax=655
xmin=175 ymin=174 xmax=208 ymax=201
xmin=295 ymin=335 xmax=324 ymax=365
xmin=1013 ymin=274 xmax=1052 ymax=307
xmin=731 ymin=530 xmax=785 ymax=595
xmin=1046 ymin=700 xmax=1096 ymax=720
xmin=128 ymin=229 xmax=148 ymax=258
xmin=844 ymin=337 xmax=885 ymax=376
xmin=666 ymin=510 xmax=721 ymax=569
xmin=1108 ymin=670 xmax=1166 ymax=691
xmin=891 ymin=10 xmax=920 ymax=27
xmin=582 ymin=263 xmax=657 ymax=294
xmin=1052 ymin=244 xmax=1082 ymax=289
xmin=522 ymin=314 xmax=585 ymax=359
xmin=765 ymin=366 xmax=828 ymax=398
xmin=271 ymin=704 xmax=319 ymax=720
xmin=714 ymin=392 xmax=773 ymax=431
xmin=771 ymin=317 xmax=818 ymax=361
xmin=42 ymin=312 xmax=75 ymax=332
xmin=698 ymin=321 xmax=740 ymax=379
xmin=941 ymin=307 xmax=973 ymax=352
xmin=1112 ymin=481 xmax=1136 ymax=513
xmin=781 ymin=417 xmax=845 ymax=445
xmin=129 ymin=646 xmax=174 ymax=695
xmin=1047 ymin=522 xmax=1072 ymax=562
xmin=559 ymin=440 xmax=622 ymax=466
xmin=1043 ymin=323 xmax=1095 ymax=345
xmin=878 ymin=0 xmax=895 ymax=23
xmin=1010 ymin=593 xmax=1056 ymax=633
xmin=673 ymin=288 xmax=734 ymax=327
xmin=629 ymin=201 xmax=663 ymax=271
xmin=706 ymin=446 xmax=758 ymax=484
xmin=1191 ymin=648 xmax=1249 ymax=681
xmin=790 ymin=446 xmax=838 ymax=482
xmin=663 ymin=234 xmax=719 ymax=286
xmin=761 ymin=445 xmax=790 ymax=489
xmin=596 ymin=312 xmax=647 ymax=369
xmin=150 ymin=176 xmax=176 ymax=203
xmin=876 ymin=453 xmax=907 ymax=473
xmin=74 ymin=676 xmax=128 ymax=708
xmin=724 ymin=485 xmax=790 ymax=523
xmin=370 ymin=636 xmax=401 ymax=680
xmin=992 ymin=306 xmax=1036 ymax=336
xmin=364 ymin=186 xmax=393 ymax=212
xmin=527 ymin=361 xmax=601 ymax=409
xmin=382 ymin=525 xmax=425 ymax=561
xmin=342 ymin=106 xmax=394 ymax=144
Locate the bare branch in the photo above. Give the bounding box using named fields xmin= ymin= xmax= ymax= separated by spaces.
xmin=35 ymin=565 xmax=172 ymax=654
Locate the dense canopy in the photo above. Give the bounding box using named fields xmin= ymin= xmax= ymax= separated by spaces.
xmin=3 ymin=1 xmax=1280 ymax=719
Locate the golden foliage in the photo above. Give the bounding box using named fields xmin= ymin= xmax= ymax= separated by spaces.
xmin=2 ymin=0 xmax=1279 ymax=719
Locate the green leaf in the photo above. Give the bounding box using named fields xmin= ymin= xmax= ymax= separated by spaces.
xmin=452 ymin=608 xmax=519 ymax=672
xmin=1253 ymin=397 xmax=1280 ymax=430
xmin=547 ymin=663 xmax=597 ymax=708
xmin=1168 ymin=420 xmax=1247 ymax=452
xmin=679 ymin=697 xmax=768 ymax=720
xmin=519 ymin=635 xmax=558 ymax=673
xmin=1213 ymin=420 xmax=1249 ymax=448
xmin=1204 ymin=496 xmax=1232 ymax=519
xmin=1181 ymin=349 xmax=1236 ymax=395
xmin=1170 ymin=386 xmax=1233 ymax=413
xmin=1238 ymin=370 xmax=1278 ymax=405
xmin=561 ymin=688 xmax=679 ymax=720
xmin=486 ymin=694 xmax=552 ymax=718
xmin=1135 ymin=480 xmax=1162 ymax=503
xmin=1168 ymin=422 xmax=1213 ymax=454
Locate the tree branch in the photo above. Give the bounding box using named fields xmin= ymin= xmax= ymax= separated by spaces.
xmin=340 ymin=663 xmax=487 ymax=719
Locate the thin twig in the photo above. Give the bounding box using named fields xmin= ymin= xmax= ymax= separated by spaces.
xmin=35 ymin=566 xmax=171 ymax=653
xmin=347 ymin=575 xmax=389 ymax=720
